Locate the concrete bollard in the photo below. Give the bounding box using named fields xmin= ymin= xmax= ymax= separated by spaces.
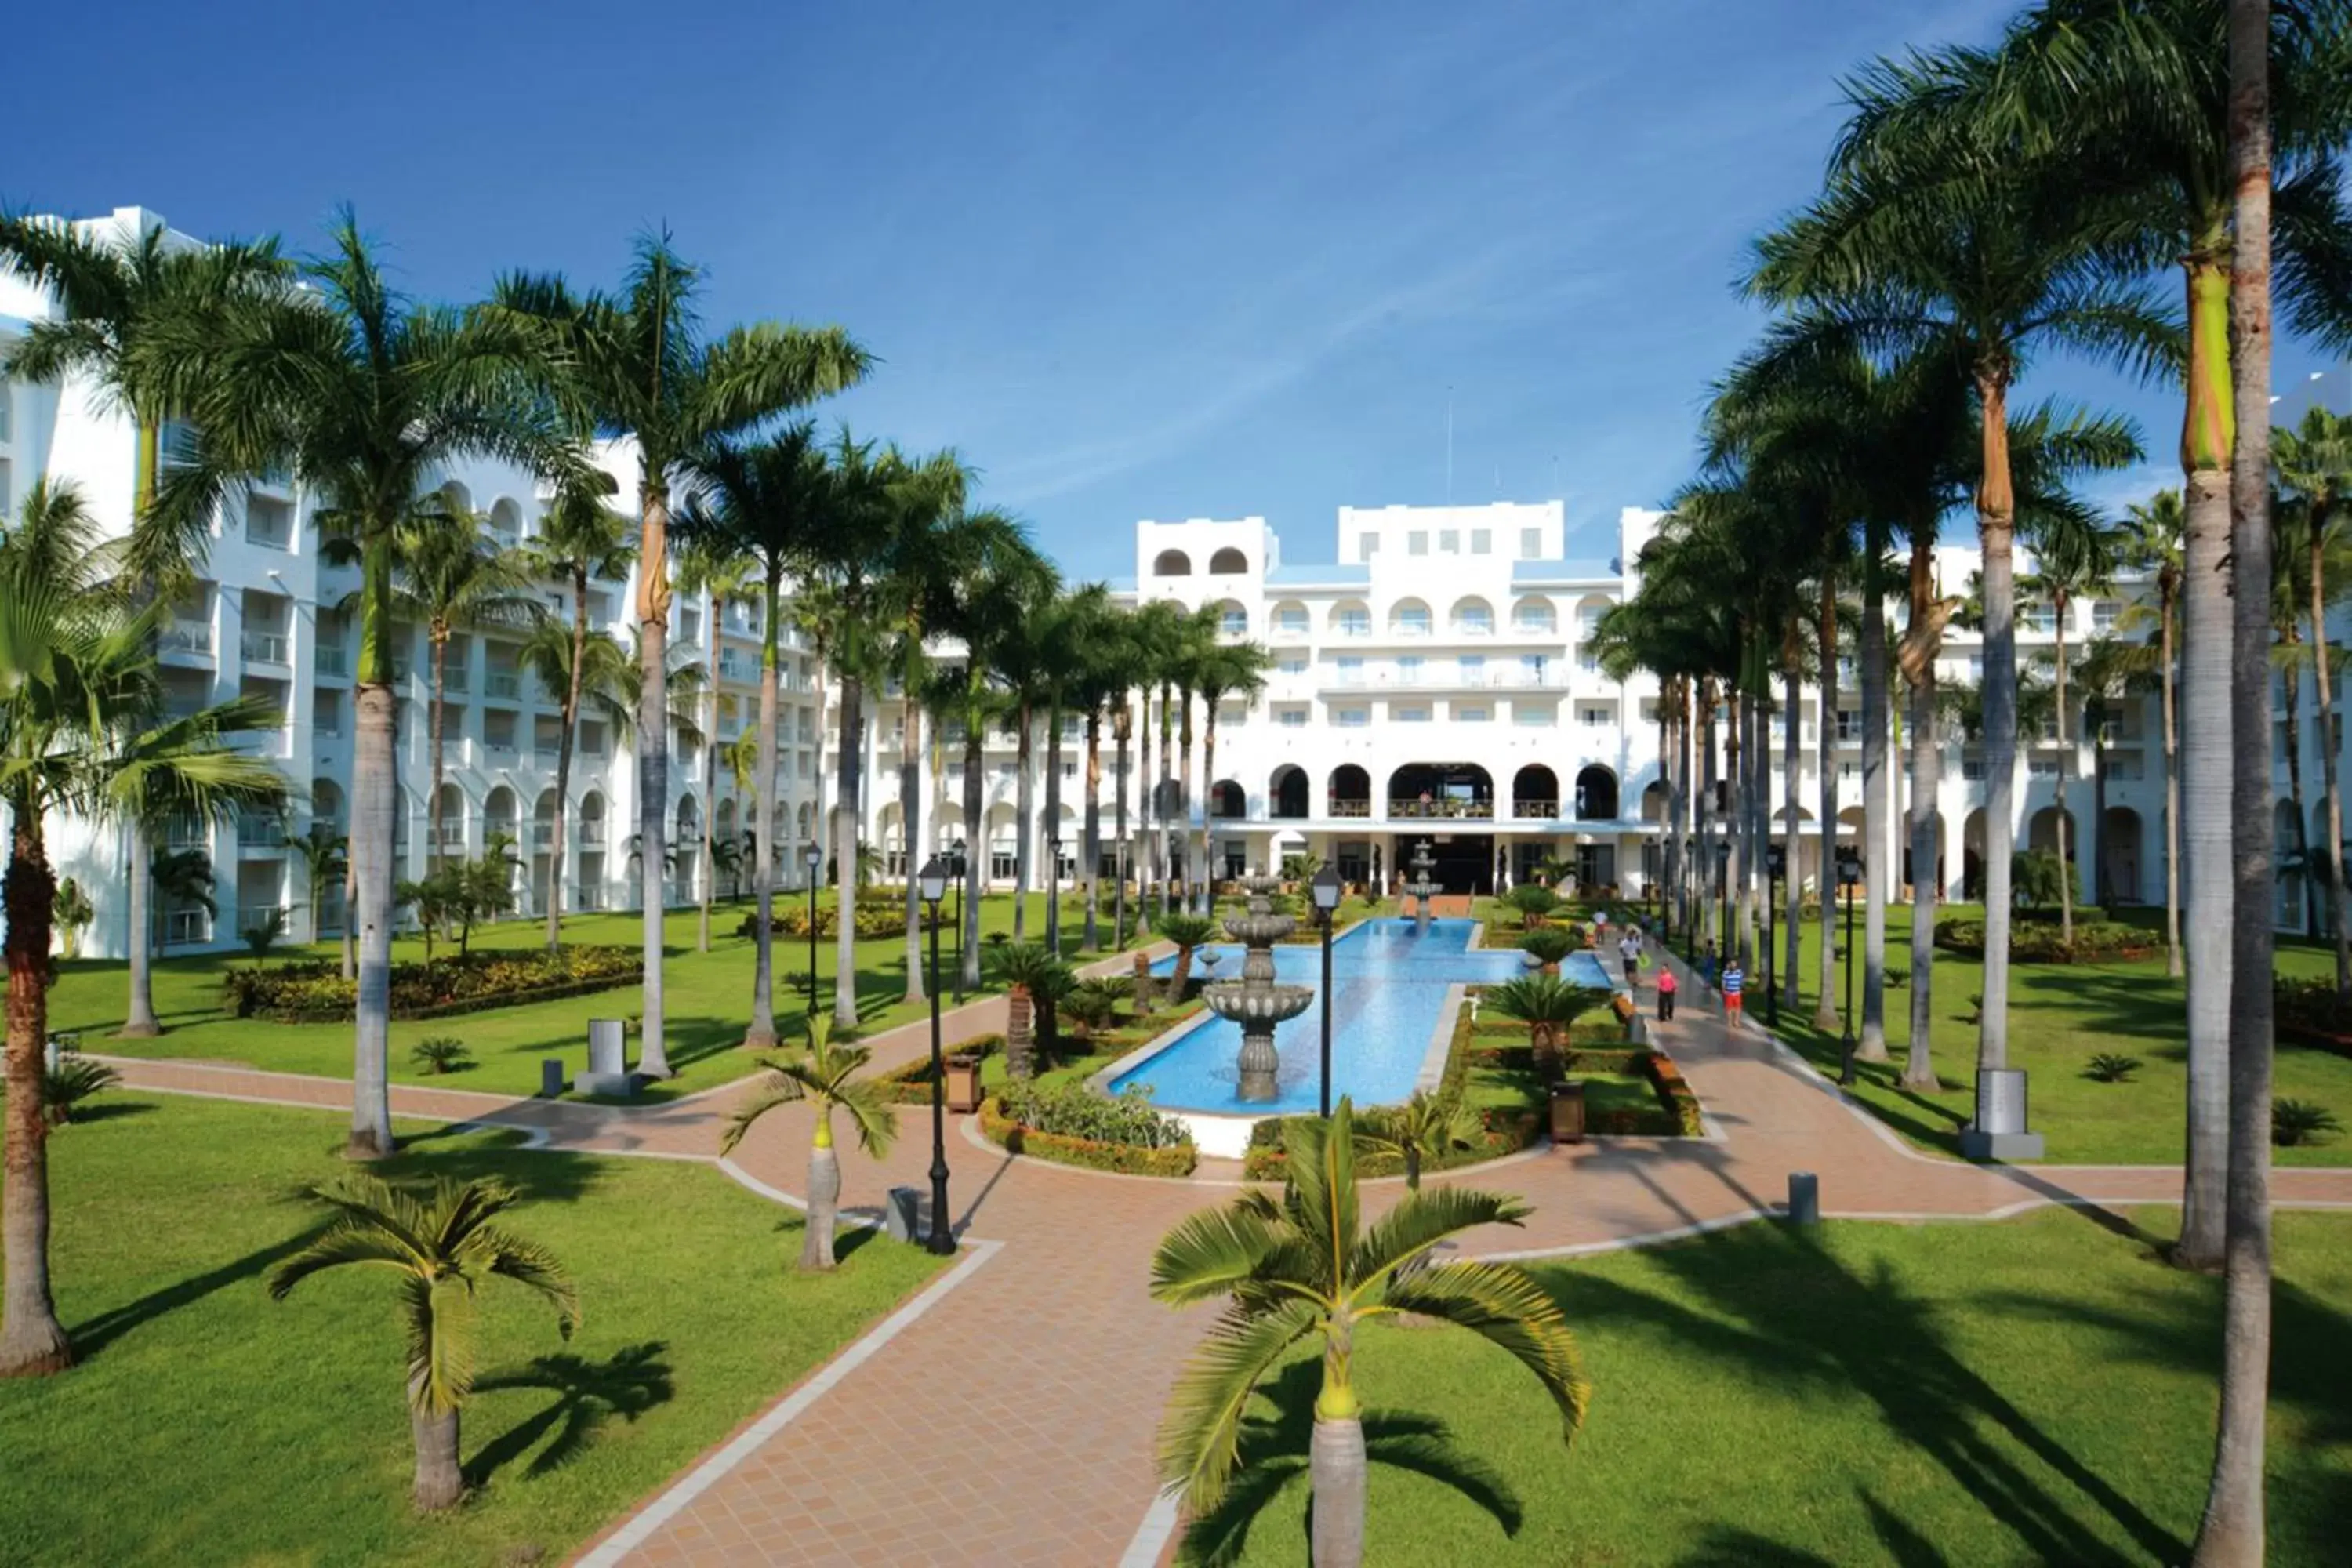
xmin=1786 ymin=1171 xmax=1820 ymax=1226
xmin=539 ymin=1058 xmax=565 ymax=1098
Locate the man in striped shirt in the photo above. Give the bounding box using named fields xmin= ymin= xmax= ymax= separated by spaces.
xmin=1720 ymin=960 xmax=1744 ymax=1029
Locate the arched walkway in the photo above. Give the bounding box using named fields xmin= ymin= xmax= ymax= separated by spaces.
xmin=1388 ymin=763 xmax=1493 ymax=818
xmin=1270 ymin=764 xmax=1309 ymax=820
xmin=1207 ymin=546 xmax=1247 ymax=575
xmin=2100 ymin=807 xmax=2143 ymax=906
xmin=1327 ymin=764 xmax=1370 ymax=818
xmin=1573 ymin=764 xmax=1618 ymax=822
xmin=1513 ymin=764 xmax=1559 ymax=820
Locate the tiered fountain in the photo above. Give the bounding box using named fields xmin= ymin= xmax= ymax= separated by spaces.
xmin=1403 ymin=840 xmax=1441 ymax=935
xmin=1202 ymin=874 xmax=1315 ymax=1102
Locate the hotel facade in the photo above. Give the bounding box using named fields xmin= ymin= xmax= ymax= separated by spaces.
xmin=5 ymin=205 xmax=2330 ymax=960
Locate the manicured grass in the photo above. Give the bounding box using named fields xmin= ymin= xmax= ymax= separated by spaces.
xmin=52 ymin=891 xmax=1130 ymax=1104
xmin=1657 ymin=900 xmax=2352 ymax=1167
xmin=1184 ymin=1207 xmax=2352 ymax=1566
xmin=0 ymin=1092 xmax=945 ymax=1567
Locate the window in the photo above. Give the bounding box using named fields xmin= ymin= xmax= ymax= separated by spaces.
xmin=1396 ymin=656 xmax=1422 ymax=685
xmin=1359 ymin=533 xmax=1378 ymax=561
xmin=1062 ymin=760 xmax=1078 ymax=779
xmin=1514 ymin=601 xmax=1555 ymax=633
xmin=1521 ymin=654 xmax=1548 ymax=684
xmin=1277 ymin=655 xmax=1308 ymax=675
xmin=1969 ymin=654 xmax=1984 ymax=680
xmin=1439 ymin=529 xmax=1459 ymax=554
xmin=1395 ymin=604 xmax=1430 ymax=636
xmin=1579 ymin=648 xmax=1601 ymax=673
xmin=2024 ymin=604 xmax=2056 ymax=634
xmin=314 ymin=690 xmax=344 ymax=738
xmin=1220 ymin=606 xmax=1247 ymax=635
xmin=1580 ymin=706 xmax=1611 ymax=728
xmin=1515 ymin=703 xmax=1555 ymax=728
xmin=1396 ymin=706 xmax=1430 ymax=723
xmin=1840 ymin=760 xmax=1860 ymax=780
xmin=1962 ymin=755 xmax=1986 ymax=781
xmin=1456 ymin=604 xmax=1492 ymax=635
xmin=1337 ymin=656 xmax=1364 ymax=685
xmin=1520 ymin=527 xmax=1541 ymax=557
xmin=1276 ymin=706 xmax=1308 ymax=728
xmin=2027 ymin=756 xmax=2058 ymax=778
xmin=1456 ymin=704 xmax=1490 ymax=723
xmin=245 ymin=495 xmax=292 ymax=550
xmin=1334 ymin=706 xmax=1370 ymax=728
xmin=1337 ymin=607 xmax=1370 ymax=637
xmin=2092 ymin=599 xmax=2121 ymax=633
xmin=1408 ymin=531 xmax=1429 ymax=556
xmin=1458 ymin=655 xmax=1485 ymax=683
xmin=1276 ymin=606 xmax=1309 ymax=635
xmin=1471 ymin=529 xmax=1491 ymax=554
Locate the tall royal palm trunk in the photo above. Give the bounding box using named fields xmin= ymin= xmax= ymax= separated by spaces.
xmin=960 ymin=721 xmax=985 ymax=991
xmin=410 ymin=1405 xmax=463 ymax=1512
xmin=2313 ymin=531 xmax=2350 ymax=986
xmin=634 ymin=489 xmax=674 ymax=1079
xmin=1199 ymin=702 xmax=1221 ymax=916
xmin=1858 ymin=560 xmax=1890 ymax=1062
xmin=2178 ymin=241 xmax=2236 ymax=1270
xmin=2195 ymin=18 xmax=2275 ymax=1552
xmin=1973 ymin=376 xmax=2020 ymax=1094
xmin=833 ymin=676 xmax=863 ymax=1030
xmin=2160 ymin=570 xmax=2184 ymax=978
xmin=1782 ymin=659 xmax=1802 ymax=1014
xmin=902 ymin=685 xmax=925 ymax=1005
xmin=746 ymin=587 xmax=782 ymax=1047
xmin=699 ymin=590 xmax=720 ymax=953
xmin=1904 ymin=541 xmax=1941 ymax=1089
xmin=1723 ymin=688 xmax=1746 ymax=967
xmin=1158 ymin=683 xmax=1176 ymax=916
xmin=1815 ymin=579 xmax=1842 ymax=1028
xmin=2283 ymin=640 xmax=2314 ymax=933
xmin=120 ymin=822 xmax=161 ymax=1036
xmin=1083 ymin=710 xmax=1104 ymax=951
xmin=2 ymin=802 xmax=72 ymax=1375
xmin=1178 ymin=687 xmax=1196 ymax=915
xmin=2053 ymin=593 xmax=2076 ymax=941
xmin=1312 ymin=1411 xmax=1369 ymax=1568
xmin=545 ymin=572 xmax=589 ymax=953
xmin=1112 ymin=704 xmax=1133 ymax=946
xmin=349 ymin=531 xmax=398 ymax=1159
xmin=428 ymin=630 xmax=451 ymax=869
xmin=1013 ymin=702 xmax=1035 ymax=942
xmin=1696 ymin=680 xmax=1717 ymax=954
xmin=1044 ymin=703 xmax=1065 ymax=952
xmin=803 ymin=1123 xmax=844 ymax=1271
xmin=1750 ymin=691 xmax=1769 ymax=962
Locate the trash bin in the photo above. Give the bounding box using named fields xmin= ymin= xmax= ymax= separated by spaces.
xmin=944 ymin=1054 xmax=984 ymax=1114
xmin=884 ymin=1186 xmax=921 ymax=1243
xmin=1548 ymin=1080 xmax=1587 ymax=1145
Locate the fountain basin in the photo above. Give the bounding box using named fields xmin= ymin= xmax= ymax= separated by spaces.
xmin=1203 ymin=981 xmax=1315 ymax=1024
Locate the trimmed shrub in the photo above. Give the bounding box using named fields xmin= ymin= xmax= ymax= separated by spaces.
xmin=408 ymin=1036 xmax=474 ymax=1075
xmin=222 ymin=946 xmax=640 ymax=1022
xmin=2273 ymin=1098 xmax=2343 ymax=1147
xmin=982 ymin=1081 xmax=1198 ymax=1175
xmin=2274 ymin=976 xmax=2352 ymax=1055
xmin=1933 ymin=917 xmax=2155 ymax=964
xmin=879 ymin=1033 xmax=1004 ymax=1102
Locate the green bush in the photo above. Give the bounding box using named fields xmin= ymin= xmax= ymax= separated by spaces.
xmin=878 ymin=1033 xmax=1005 ymax=1102
xmin=994 ymin=1080 xmax=1192 ymax=1149
xmin=2275 ymin=975 xmax=2352 ymax=1047
xmin=408 ymin=1036 xmax=474 ymax=1075
xmin=2273 ymin=1098 xmax=2343 ymax=1147
xmin=221 ymin=946 xmax=640 ymax=1022
xmin=1933 ymin=917 xmax=2156 ymax=964
xmin=741 ymin=902 xmax=937 ymax=942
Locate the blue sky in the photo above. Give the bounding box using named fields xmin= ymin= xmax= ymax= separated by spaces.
xmin=15 ymin=0 xmax=2349 ymax=579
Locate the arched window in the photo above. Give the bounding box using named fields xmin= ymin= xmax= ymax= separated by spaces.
xmin=579 ymin=791 xmax=607 ymax=844
xmin=1152 ymin=549 xmax=1192 ymax=577
xmin=1215 ymin=599 xmax=1248 ymax=636
xmin=1207 ymin=546 xmax=1248 ymax=575
xmin=1327 ymin=764 xmax=1371 ymax=818
xmin=1271 ymin=765 xmax=1310 ymax=819
xmin=1450 ymin=597 xmax=1494 ymax=636
xmin=1330 ymin=599 xmax=1371 ymax=638
xmin=1389 ymin=598 xmax=1432 ymax=637
xmin=1512 ymin=765 xmax=1559 ymax=820
xmin=1512 ymin=596 xmax=1558 ymax=634
xmin=1573 ymin=766 xmax=1618 ymax=822
xmin=1271 ymin=600 xmax=1310 ymax=637
xmin=1210 ymin=779 xmax=1247 ymax=818
xmin=488 ymin=497 xmax=523 ymax=545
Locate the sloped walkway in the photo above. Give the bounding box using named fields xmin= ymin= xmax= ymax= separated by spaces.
xmin=100 ymin=953 xmax=2352 ymax=1567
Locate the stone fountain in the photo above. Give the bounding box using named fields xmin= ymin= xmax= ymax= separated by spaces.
xmin=1403 ymin=840 xmax=1441 ymax=935
xmin=1202 ymin=874 xmax=1315 ymax=1102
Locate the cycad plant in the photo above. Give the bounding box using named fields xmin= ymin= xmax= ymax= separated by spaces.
xmin=267 ymin=1175 xmax=579 ymax=1510
xmin=989 ymin=939 xmax=1065 ymax=1080
xmin=1354 ymin=1091 xmax=1483 ymax=1189
xmin=1501 ymin=884 xmax=1557 ymax=927
xmin=1153 ymin=911 xmax=1221 ymax=998
xmin=1518 ymin=927 xmax=1580 ymax=974
xmin=50 ymin=877 xmax=93 ymax=961
xmin=1148 ymin=1101 xmax=1586 ymax=1568
xmin=720 ymin=1019 xmax=899 ymax=1270
xmin=1484 ymin=975 xmax=1610 ymax=1079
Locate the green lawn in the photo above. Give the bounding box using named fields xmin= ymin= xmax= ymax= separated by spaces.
xmin=1468 ymin=897 xmax=2352 ymax=1167
xmin=55 ymin=891 xmax=1129 ymax=1103
xmin=1186 ymin=1206 xmax=2352 ymax=1566
xmin=0 ymin=1092 xmax=945 ymax=1567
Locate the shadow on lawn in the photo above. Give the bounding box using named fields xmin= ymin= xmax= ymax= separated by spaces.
xmin=468 ymin=1341 xmax=675 ymax=1484
xmin=1539 ymin=1225 xmax=2185 ymax=1565
xmin=69 ymin=1225 xmax=321 ymax=1363
xmin=1178 ymin=1360 xmax=1522 ymax=1567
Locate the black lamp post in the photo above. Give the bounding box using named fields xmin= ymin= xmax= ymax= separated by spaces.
xmin=1764 ymin=843 xmax=1784 ymax=1029
xmin=949 ymin=838 xmax=967 ymax=1003
xmin=802 ymin=840 xmax=823 ymax=1041
xmin=1309 ymin=865 xmax=1343 ymax=1118
xmin=916 ymin=856 xmax=956 ymax=1256
xmin=1836 ymin=850 xmax=1860 ymax=1084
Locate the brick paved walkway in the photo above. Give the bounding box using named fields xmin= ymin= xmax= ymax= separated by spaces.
xmin=100 ymin=949 xmax=2352 ymax=1567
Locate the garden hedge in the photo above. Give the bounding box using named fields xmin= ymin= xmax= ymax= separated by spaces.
xmin=1933 ymin=916 xmax=2155 ymax=964
xmin=220 ymin=946 xmax=639 ymax=1022
xmin=2274 ymin=976 xmax=2352 ymax=1058
xmin=979 ymin=1081 xmax=1198 ymax=1177
xmin=877 ymin=1033 xmax=1005 ymax=1103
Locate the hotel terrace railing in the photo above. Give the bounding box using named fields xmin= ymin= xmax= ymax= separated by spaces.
xmin=1329 ymin=800 xmax=1374 ymax=818
xmin=1513 ymin=800 xmax=1560 ymax=818
xmin=1388 ymin=798 xmax=1495 ymax=819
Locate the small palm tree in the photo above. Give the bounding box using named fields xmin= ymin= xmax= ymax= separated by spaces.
xmin=720 ymin=1020 xmax=899 ymax=1270
xmin=1354 ymin=1091 xmax=1482 ymax=1190
xmin=1483 ymin=975 xmax=1610 ymax=1079
xmin=989 ymin=939 xmax=1065 ymax=1080
xmin=1153 ymin=911 xmax=1221 ymax=998
xmin=1518 ymin=927 xmax=1579 ymax=974
xmin=285 ymin=822 xmax=347 ymax=955
xmin=1149 ymin=1101 xmax=1585 ymax=1568
xmin=1501 ymin=884 xmax=1557 ymax=927
xmin=268 ymin=1175 xmax=578 ymax=1511
xmin=1062 ymin=977 xmax=1127 ymax=1041
xmin=50 ymin=878 xmax=93 ymax=961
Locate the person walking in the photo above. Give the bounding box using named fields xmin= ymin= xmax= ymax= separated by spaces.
xmin=1617 ymin=928 xmax=1642 ymax=989
xmin=1656 ymin=963 xmax=1678 ymax=1022
xmin=1720 ymin=959 xmax=1744 ymax=1029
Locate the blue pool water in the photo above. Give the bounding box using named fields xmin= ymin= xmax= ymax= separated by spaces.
xmin=1107 ymin=917 xmax=1621 ymax=1115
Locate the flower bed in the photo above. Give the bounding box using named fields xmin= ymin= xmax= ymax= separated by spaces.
xmin=1933 ymin=917 xmax=2156 ymax=964
xmin=2274 ymin=976 xmax=2352 ymax=1058
xmin=979 ymin=1081 xmax=1197 ymax=1177
xmin=220 ymin=946 xmax=639 ymax=1022
xmin=877 ymin=1033 xmax=1004 ymax=1103
xmin=740 ymin=899 xmax=939 ymax=942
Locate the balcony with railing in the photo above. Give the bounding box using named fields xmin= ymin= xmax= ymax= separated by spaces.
xmin=485 ymin=670 xmax=522 ymax=701
xmin=578 ymin=821 xmax=606 ymax=845
xmin=315 ymin=644 xmax=349 ymax=677
xmin=237 ymin=815 xmax=285 ymax=850
xmin=241 ymin=630 xmax=291 ymax=666
xmin=163 ymin=619 xmax=214 ymax=657
xmin=1387 ymin=796 xmax=1494 ymax=820
xmin=1512 ymin=800 xmax=1561 ymax=819
xmin=435 ymin=822 xmax=466 ymax=849
xmin=162 ymin=909 xmax=211 ymax=946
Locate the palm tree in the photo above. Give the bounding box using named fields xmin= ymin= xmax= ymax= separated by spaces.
xmin=1152 ymin=912 xmax=1221 ymax=1000
xmin=1147 ymin=1102 xmax=1586 ymax=1568
xmin=1031 ymin=586 xmax=1113 ymax=953
xmin=1356 ymin=1091 xmax=1483 ymax=1190
xmin=2276 ymin=409 xmax=2352 ymax=991
xmin=2020 ymin=509 xmax=2124 ymax=941
xmin=671 ymin=537 xmax=754 ymax=953
xmin=985 ymin=566 xmax=1068 ymax=945
xmin=522 ymin=473 xmax=636 ymax=948
xmin=1069 ymin=601 xmax=1141 ymax=951
xmin=286 ymin=822 xmax=348 ymax=949
xmin=0 ymin=478 xmax=286 ymax=1376
xmin=267 ymin=1175 xmax=578 ymax=1510
xmin=1482 ymin=975 xmax=1610 ymax=1079
xmin=2122 ymin=490 xmax=2187 ymax=978
xmin=988 ymin=940 xmax=1064 ymax=1080
xmin=678 ymin=423 xmax=832 ymax=1046
xmin=519 ymin=619 xmax=631 ymax=939
xmin=0 ymin=209 xmax=290 ymax=1039
xmin=381 ymin=502 xmax=539 ymax=865
xmin=1192 ymin=638 xmax=1272 ymax=916
xmin=495 ymin=231 xmax=869 ymax=1077
xmin=163 ymin=211 xmax=571 ymax=1158
xmin=719 ymin=1020 xmax=899 ymax=1270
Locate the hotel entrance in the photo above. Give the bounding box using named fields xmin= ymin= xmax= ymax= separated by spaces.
xmin=1396 ymin=833 xmax=1496 ymax=895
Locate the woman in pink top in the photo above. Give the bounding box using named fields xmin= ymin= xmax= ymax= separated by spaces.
xmin=1655 ymin=964 xmax=1677 ymax=1021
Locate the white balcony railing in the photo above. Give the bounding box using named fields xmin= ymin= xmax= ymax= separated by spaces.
xmin=237 ymin=904 xmax=287 ymax=935
xmin=163 ymin=909 xmax=211 ymax=946
xmin=237 ymin=818 xmax=284 ymax=848
xmin=532 ymin=822 xmax=556 ymax=847
xmin=316 ymin=644 xmax=348 ymax=677
xmin=579 ymin=822 xmax=607 ymax=845
xmin=485 ymin=672 xmax=522 ymax=700
xmin=165 ymin=620 xmax=213 ymax=655
xmin=241 ymin=631 xmax=290 ymax=665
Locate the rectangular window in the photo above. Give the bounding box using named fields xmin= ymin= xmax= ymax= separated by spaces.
xmin=1220 ymin=607 xmax=1247 ymax=635
xmin=1408 ymin=531 xmax=1429 ymax=556
xmin=1337 ymin=656 xmax=1364 ymax=685
xmin=1276 ymin=606 xmax=1309 ymax=635
xmin=1520 ymin=527 xmax=1541 ymax=558
xmin=1962 ymin=755 xmax=1986 ymax=781
xmin=1521 ymin=654 xmax=1548 ymax=684
xmin=2092 ymin=599 xmax=2121 ymax=633
xmin=1835 ymin=709 xmax=1860 ymax=742
xmin=1360 ymin=533 xmax=1379 ymax=561
xmin=1471 ymin=529 xmax=1491 ymax=554
xmin=1458 ymin=655 xmax=1485 ymax=683
xmin=2027 ymin=756 xmax=2058 ymax=778
xmin=314 ymin=690 xmax=345 ymax=738
xmin=1580 ymin=706 xmax=1611 ymax=728
xmin=1456 ymin=705 xmax=1490 ymax=723
xmin=1277 ymin=655 xmax=1308 ymax=675
xmin=1277 ymin=706 xmax=1308 ymax=728
xmin=1334 ymin=706 xmax=1370 ymax=728
xmin=1515 ymin=703 xmax=1555 ymax=727
xmin=1439 ymin=529 xmax=1459 ymax=554
xmin=1395 ymin=706 xmax=1429 ymax=723
xmin=1337 ymin=608 xmax=1371 ymax=637
xmin=1396 ymin=656 xmax=1422 ymax=685
xmin=2024 ymin=604 xmax=2056 ymax=634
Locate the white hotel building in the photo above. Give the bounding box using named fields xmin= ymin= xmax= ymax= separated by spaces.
xmin=7 ymin=205 xmax=2333 ymax=960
